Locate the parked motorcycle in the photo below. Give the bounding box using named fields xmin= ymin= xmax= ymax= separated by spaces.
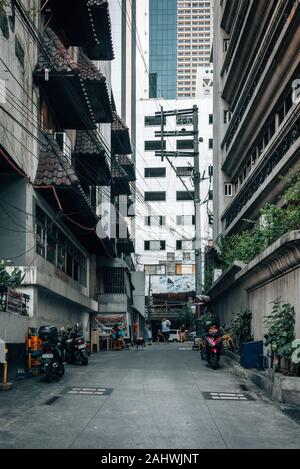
xmin=205 ymin=327 xmax=223 ymax=369
xmin=59 ymin=323 xmax=88 ymax=366
xmin=39 ymin=326 xmax=65 ymax=382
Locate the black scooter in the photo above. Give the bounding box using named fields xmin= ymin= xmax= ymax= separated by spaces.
xmin=60 ymin=324 xmax=88 ymax=366
xmin=39 ymin=326 xmax=65 ymax=382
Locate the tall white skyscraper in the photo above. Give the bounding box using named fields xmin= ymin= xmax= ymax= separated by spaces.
xmin=177 ymin=0 xmax=213 ymax=98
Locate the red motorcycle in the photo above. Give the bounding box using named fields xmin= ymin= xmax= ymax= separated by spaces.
xmin=206 ymin=327 xmax=223 ymax=369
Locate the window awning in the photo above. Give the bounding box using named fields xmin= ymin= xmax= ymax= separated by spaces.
xmin=74 ymin=130 xmax=111 ymax=186
xmin=34 ymin=132 xmax=116 ymax=257
xmin=115 ymin=155 xmax=136 ymax=182
xmin=48 ymin=0 xmax=114 ymax=60
xmin=111 ymin=158 xmax=131 ymax=196
xmin=111 ymin=112 xmax=132 ymax=155
xmin=78 ymin=52 xmax=113 ymax=123
xmin=34 ymin=28 xmax=95 ymax=129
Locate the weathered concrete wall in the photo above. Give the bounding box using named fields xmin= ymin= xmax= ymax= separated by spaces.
xmin=32 ymin=290 xmax=91 ymax=340
xmin=210 ymin=232 xmax=300 ymax=341
xmin=249 ymin=268 xmax=300 ymax=341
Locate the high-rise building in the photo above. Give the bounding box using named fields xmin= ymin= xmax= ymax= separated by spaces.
xmin=177 ymin=0 xmax=213 ymax=98
xmin=147 ymin=0 xmax=213 ymax=100
xmin=149 ymin=0 xmax=178 ymax=99
xmin=211 ymin=1 xmax=300 ymax=339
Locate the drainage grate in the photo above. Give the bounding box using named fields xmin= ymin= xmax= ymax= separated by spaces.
xmin=203 ymin=392 xmax=255 ymax=401
xmin=44 ymin=396 xmax=60 ymax=405
xmin=240 ymin=384 xmax=248 ymax=391
xmin=63 ymin=387 xmax=113 ymax=396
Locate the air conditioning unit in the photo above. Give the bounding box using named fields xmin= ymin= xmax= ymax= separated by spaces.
xmin=54 ymin=132 xmax=72 ymax=164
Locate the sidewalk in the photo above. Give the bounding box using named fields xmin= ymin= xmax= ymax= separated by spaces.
xmin=0 ymin=344 xmax=300 ymax=449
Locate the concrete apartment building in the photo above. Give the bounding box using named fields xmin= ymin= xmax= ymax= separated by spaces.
xmin=0 ymin=0 xmax=140 ymax=372
xmin=210 ymin=0 xmax=300 ymax=339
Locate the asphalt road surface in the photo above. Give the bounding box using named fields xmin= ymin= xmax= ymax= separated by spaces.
xmin=1 ymin=343 xmax=300 ymax=449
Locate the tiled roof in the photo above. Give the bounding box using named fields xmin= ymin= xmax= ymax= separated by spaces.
xmin=35 ymin=133 xmax=79 ymax=187
xmin=112 ymin=111 xmax=128 ymax=132
xmin=77 ymin=51 xmax=106 ymax=82
xmin=111 ymin=158 xmax=128 ymax=179
xmin=87 ymin=0 xmax=107 ymax=7
xmin=115 ymin=155 xmax=133 ymax=166
xmin=74 ymin=130 xmax=105 ymax=156
xmin=35 ymin=28 xmax=79 ymax=73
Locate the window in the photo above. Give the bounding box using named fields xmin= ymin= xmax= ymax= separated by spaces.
xmin=223 ymin=39 xmax=230 ymax=53
xmin=224 ymin=110 xmax=232 ymax=124
xmin=144 ymin=168 xmax=166 ymax=178
xmin=145 ymin=140 xmax=166 ymax=151
xmin=144 ymin=240 xmax=166 ymax=251
xmin=103 ymin=268 xmax=125 ymax=294
xmin=177 ymin=191 xmax=194 ymax=201
xmin=176 ymin=139 xmax=194 ymax=150
xmin=144 ymin=191 xmax=166 ymax=202
xmin=175 ymin=264 xmax=196 ymax=275
xmin=35 ymin=205 xmax=87 ymax=286
xmin=224 ymin=183 xmax=233 ymax=197
xmin=176 ymin=166 xmax=193 ymax=177
xmin=145 ymin=116 xmax=166 ymax=126
xmin=277 ymin=104 xmax=285 ymax=126
xmin=176 ymin=215 xmax=195 ymax=225
xmin=183 ymin=252 xmax=193 ymax=262
xmin=209 ymin=114 xmax=213 ymax=124
xmin=145 ymin=216 xmax=166 ymax=226
xmin=208 ymin=138 xmax=213 ymax=149
xmin=144 ymin=264 xmax=166 ymax=275
xmin=176 ymin=240 xmax=193 ymax=250
xmin=176 ymin=116 xmax=193 ymax=126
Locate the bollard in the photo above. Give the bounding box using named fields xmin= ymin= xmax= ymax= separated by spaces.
xmin=0 ymin=348 xmax=13 ymax=391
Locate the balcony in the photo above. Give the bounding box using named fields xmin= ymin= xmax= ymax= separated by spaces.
xmin=48 ymin=0 xmax=114 ymax=60
xmin=34 ymin=28 xmax=96 ymax=130
xmin=221 ymin=0 xmax=300 ymax=168
xmin=34 ymin=132 xmax=116 ymax=257
xmin=222 ymin=107 xmax=300 ymax=233
xmin=111 ymin=112 xmax=132 ymax=155
xmin=221 ymin=0 xmax=274 ymax=105
xmin=74 ymin=130 xmax=111 ymax=186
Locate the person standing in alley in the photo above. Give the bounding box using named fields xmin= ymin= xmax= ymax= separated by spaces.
xmin=161 ymin=318 xmax=171 ymax=343
xmin=133 ymin=320 xmax=138 ymax=339
xmin=180 ymin=324 xmax=186 ymax=343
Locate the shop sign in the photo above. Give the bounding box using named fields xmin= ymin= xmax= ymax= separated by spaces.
xmin=6 ymin=288 xmax=23 ymax=314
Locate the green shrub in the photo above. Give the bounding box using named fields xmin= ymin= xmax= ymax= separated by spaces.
xmin=264 ymin=298 xmax=295 ymax=359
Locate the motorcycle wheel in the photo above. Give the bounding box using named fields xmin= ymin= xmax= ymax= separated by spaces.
xmin=57 ymin=363 xmax=65 ymax=377
xmin=210 ymin=353 xmax=218 ymax=370
xmin=45 ymin=365 xmax=54 ymax=383
xmin=80 ymin=350 xmax=88 ymax=366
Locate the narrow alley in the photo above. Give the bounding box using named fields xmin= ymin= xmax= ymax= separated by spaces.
xmin=1 ymin=344 xmax=299 ymax=449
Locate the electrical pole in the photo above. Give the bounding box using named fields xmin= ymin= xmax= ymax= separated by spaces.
xmin=193 ymin=105 xmax=202 ymax=296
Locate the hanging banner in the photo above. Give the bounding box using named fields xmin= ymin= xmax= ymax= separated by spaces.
xmin=96 ymin=313 xmax=130 ymax=339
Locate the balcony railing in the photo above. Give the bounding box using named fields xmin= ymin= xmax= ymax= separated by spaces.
xmin=223 ymin=113 xmax=300 ymax=229
xmin=222 ymin=0 xmax=297 ymax=153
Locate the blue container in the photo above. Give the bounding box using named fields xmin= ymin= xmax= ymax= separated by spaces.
xmin=240 ymin=341 xmax=264 ymax=369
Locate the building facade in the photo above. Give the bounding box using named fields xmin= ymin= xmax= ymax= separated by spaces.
xmin=140 ymin=0 xmax=213 ymax=100
xmin=177 ymin=0 xmax=213 ymax=98
xmin=134 ymin=0 xmax=213 ymax=328
xmin=211 ymin=0 xmax=300 ymax=340
xmin=0 ymin=0 xmax=139 ymax=374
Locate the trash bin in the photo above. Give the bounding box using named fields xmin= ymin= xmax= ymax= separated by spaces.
xmin=240 ymin=341 xmax=264 ymax=369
